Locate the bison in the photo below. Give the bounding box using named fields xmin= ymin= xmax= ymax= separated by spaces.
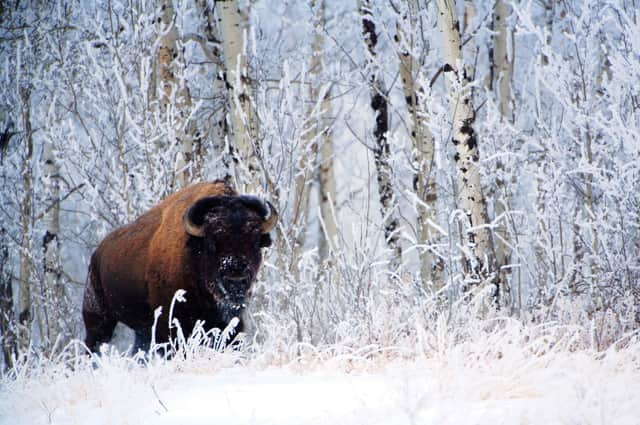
xmin=82 ymin=181 xmax=277 ymax=352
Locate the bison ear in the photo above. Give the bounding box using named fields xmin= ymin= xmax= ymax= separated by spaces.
xmin=184 ymin=196 xmax=227 ymax=237
xmin=259 ymin=233 xmax=272 ymax=248
xmin=261 ymin=201 xmax=278 ymax=233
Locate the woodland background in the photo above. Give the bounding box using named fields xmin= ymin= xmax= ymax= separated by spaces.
xmin=0 ymin=0 xmax=639 ymax=369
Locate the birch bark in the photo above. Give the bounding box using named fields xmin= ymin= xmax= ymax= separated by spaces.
xmin=361 ymin=0 xmax=402 ymax=270
xmin=395 ymin=0 xmax=441 ymax=288
xmin=493 ymin=0 xmax=512 ymax=121
xmin=436 ymin=0 xmax=498 ymax=291
xmin=541 ymin=1 xmax=554 ymax=66
xmin=216 ymin=0 xmax=259 ymax=192
xmin=289 ymin=84 xmax=316 ymax=280
xmin=159 ymin=0 xmax=198 ymax=188
xmin=490 ymin=0 xmax=514 ymax=299
xmin=318 ymin=102 xmax=337 ymax=262
xmin=42 ymin=137 xmax=66 ymax=346
xmin=290 ymin=0 xmax=333 ymax=279
xmin=312 ymin=0 xmax=338 ymax=263
xmin=198 ymin=0 xmax=233 ymax=181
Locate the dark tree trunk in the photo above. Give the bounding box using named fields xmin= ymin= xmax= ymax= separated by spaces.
xmin=361 ymin=0 xmax=402 ymax=270
xmin=0 ymin=227 xmax=17 ymax=369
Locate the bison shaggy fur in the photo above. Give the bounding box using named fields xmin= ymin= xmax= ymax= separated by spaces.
xmin=82 ymin=181 xmax=277 ymax=352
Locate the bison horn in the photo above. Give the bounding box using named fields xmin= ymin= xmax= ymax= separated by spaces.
xmin=183 ymin=196 xmax=226 ymax=238
xmin=183 ymin=208 xmax=206 ymax=237
xmin=237 ymin=196 xmax=279 ymax=233
xmin=262 ymin=200 xmax=278 ymax=233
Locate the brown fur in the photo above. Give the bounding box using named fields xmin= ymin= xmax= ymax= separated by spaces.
xmin=82 ymin=181 xmax=270 ymax=352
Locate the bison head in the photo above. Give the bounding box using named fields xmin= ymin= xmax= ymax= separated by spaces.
xmin=183 ymin=195 xmax=277 ymax=322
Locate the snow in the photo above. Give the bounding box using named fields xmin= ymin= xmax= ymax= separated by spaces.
xmin=2 ymin=341 xmax=639 ymax=425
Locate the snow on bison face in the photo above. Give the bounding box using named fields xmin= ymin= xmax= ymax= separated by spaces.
xmin=183 ymin=195 xmax=277 ymax=322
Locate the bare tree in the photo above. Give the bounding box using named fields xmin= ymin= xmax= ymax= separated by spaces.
xmin=540 ymin=0 xmax=554 ymax=66
xmin=488 ymin=0 xmax=514 ymax=298
xmin=289 ymin=97 xmax=317 ymax=280
xmin=360 ymin=0 xmax=402 ymax=271
xmin=216 ymin=0 xmax=259 ymax=192
xmin=0 ymin=227 xmax=17 ymax=369
xmin=158 ymin=0 xmax=199 ymax=188
xmin=289 ymin=0 xmax=335 ymax=280
xmin=197 ymin=0 xmax=233 ymax=182
xmin=395 ymin=0 xmax=442 ymax=288
xmin=436 ymin=0 xmax=498 ymax=294
xmin=317 ymin=107 xmax=338 ymax=263
xmin=18 ymin=86 xmax=33 ymax=350
xmin=491 ymin=0 xmax=513 ymax=121
xmin=41 ymin=135 xmax=67 ymax=347
xmin=532 ymin=1 xmax=555 ymax=295
xmin=312 ymin=0 xmax=338 ymax=264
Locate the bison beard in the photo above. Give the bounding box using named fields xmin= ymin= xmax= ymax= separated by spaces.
xmin=82 ymin=181 xmax=277 ymax=353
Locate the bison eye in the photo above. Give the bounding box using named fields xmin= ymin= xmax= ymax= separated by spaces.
xmin=258 ymin=233 xmax=272 ymax=248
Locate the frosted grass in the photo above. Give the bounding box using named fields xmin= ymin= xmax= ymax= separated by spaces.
xmin=2 ymin=315 xmax=638 ymax=425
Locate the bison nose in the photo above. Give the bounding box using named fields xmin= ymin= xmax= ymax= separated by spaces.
xmin=220 ymin=273 xmax=252 ymax=299
xmin=223 ymin=274 xmax=251 ymax=285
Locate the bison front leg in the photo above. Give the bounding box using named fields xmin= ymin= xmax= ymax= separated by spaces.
xmin=133 ymin=328 xmax=151 ymax=353
xmin=82 ymin=271 xmax=116 ymax=352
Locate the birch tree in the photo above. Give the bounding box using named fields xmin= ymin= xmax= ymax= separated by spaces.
xmin=317 ymin=105 xmax=338 ymax=262
xmin=18 ymin=86 xmax=33 ymax=349
xmin=290 ymin=0 xmax=337 ymax=279
xmin=491 ymin=0 xmax=513 ymax=121
xmin=541 ymin=0 xmax=554 ymax=66
xmin=41 ymin=135 xmax=67 ymax=346
xmin=197 ymin=0 xmax=233 ymax=181
xmin=489 ymin=0 xmax=514 ymax=294
xmin=158 ymin=0 xmax=199 ymax=188
xmin=395 ymin=0 xmax=441 ymax=287
xmin=360 ymin=0 xmax=402 ymax=270
xmin=531 ymin=0 xmax=555 ymax=292
xmin=436 ymin=0 xmax=498 ymax=293
xmin=289 ymin=87 xmax=317 ymax=280
xmin=313 ymin=1 xmax=338 ymax=263
xmin=216 ymin=0 xmax=259 ymax=192
xmin=462 ymin=0 xmax=478 ymax=90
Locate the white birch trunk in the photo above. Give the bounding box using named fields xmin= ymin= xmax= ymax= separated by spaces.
xmin=318 ymin=96 xmax=337 ymax=261
xmin=436 ymin=0 xmax=498 ymax=290
xmin=199 ymin=0 xmax=233 ymax=181
xmin=541 ymin=1 xmax=554 ymax=66
xmin=311 ymin=0 xmax=338 ymax=262
xmin=493 ymin=0 xmax=512 ymax=121
xmin=217 ymin=0 xmax=259 ymax=192
xmin=42 ymin=138 xmax=66 ymax=346
xmin=491 ymin=0 xmax=513 ymax=301
xmin=396 ymin=0 xmax=441 ymax=288
xmin=289 ymin=0 xmax=330 ymax=279
xmin=159 ymin=0 xmax=197 ymax=188
xmin=361 ymin=0 xmax=402 ymax=270
xmin=463 ymin=0 xmax=477 ymax=90
xmin=289 ymin=99 xmax=316 ymax=279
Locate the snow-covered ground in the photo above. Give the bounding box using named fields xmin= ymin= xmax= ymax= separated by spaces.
xmin=2 ymin=336 xmax=639 ymax=425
